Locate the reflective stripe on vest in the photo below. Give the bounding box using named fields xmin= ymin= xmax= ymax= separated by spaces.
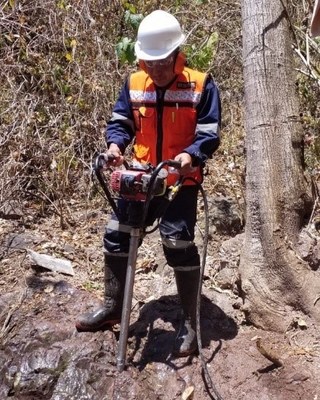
xmin=129 ymin=67 xmax=207 ymax=185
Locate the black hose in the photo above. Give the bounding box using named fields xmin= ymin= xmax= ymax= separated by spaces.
xmin=93 ymin=155 xmax=223 ymax=397
xmin=141 ymin=160 xmax=182 ymax=229
xmin=184 ymin=177 xmax=224 ymax=400
xmin=92 ymin=154 xmax=120 ymax=218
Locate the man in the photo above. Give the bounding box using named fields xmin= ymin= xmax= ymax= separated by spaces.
xmin=76 ymin=10 xmax=221 ymax=357
xmin=311 ymin=0 xmax=320 ymax=37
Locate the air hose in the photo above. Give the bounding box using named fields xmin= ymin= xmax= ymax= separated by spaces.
xmin=185 ymin=177 xmax=224 ymax=400
xmin=141 ymin=159 xmax=182 ymax=229
xmin=93 ymin=156 xmax=224 ymax=397
xmin=143 ymin=171 xmax=224 ymax=400
xmin=142 ymin=167 xmax=223 ymax=400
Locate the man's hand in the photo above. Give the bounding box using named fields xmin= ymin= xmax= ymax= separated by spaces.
xmin=104 ymin=143 xmax=124 ymax=167
xmin=174 ymin=152 xmax=194 ymax=175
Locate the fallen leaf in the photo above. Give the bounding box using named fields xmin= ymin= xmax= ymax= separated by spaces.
xmin=182 ymin=386 xmax=194 ymax=400
xmin=44 ymin=284 xmax=54 ymax=293
xmin=298 ymin=319 xmax=307 ymax=329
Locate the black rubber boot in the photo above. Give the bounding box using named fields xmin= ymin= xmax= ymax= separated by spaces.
xmin=76 ymin=253 xmax=128 ymax=332
xmin=173 ymin=268 xmax=200 ymax=357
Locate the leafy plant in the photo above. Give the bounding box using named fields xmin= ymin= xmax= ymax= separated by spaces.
xmin=186 ymin=31 xmax=219 ymax=71
xmin=124 ymin=9 xmax=143 ymax=30
xmin=116 ymin=8 xmax=143 ymax=65
xmin=116 ymin=37 xmax=136 ymax=64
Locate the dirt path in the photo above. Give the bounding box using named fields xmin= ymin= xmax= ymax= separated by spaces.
xmin=1 ymin=212 xmax=320 ymax=399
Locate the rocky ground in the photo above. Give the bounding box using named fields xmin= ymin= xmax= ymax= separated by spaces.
xmin=1 ymin=191 xmax=320 ymax=399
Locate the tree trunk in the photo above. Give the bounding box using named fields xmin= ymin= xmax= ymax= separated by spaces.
xmin=240 ymin=0 xmax=320 ymax=331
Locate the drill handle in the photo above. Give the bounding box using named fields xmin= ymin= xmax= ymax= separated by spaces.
xmin=94 ymin=153 xmax=130 ymax=171
xmin=167 ymin=159 xmax=182 ymax=169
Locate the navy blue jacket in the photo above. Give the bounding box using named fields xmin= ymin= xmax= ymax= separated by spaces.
xmin=106 ymin=74 xmax=221 ymax=167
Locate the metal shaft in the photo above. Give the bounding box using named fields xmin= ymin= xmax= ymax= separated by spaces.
xmin=116 ymin=227 xmax=141 ymax=372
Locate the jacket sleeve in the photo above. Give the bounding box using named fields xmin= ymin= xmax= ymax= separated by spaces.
xmin=183 ymin=75 xmax=221 ymax=166
xmin=105 ymin=78 xmax=135 ymax=153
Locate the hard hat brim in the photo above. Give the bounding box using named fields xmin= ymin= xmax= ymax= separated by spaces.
xmin=134 ymin=34 xmax=186 ymax=61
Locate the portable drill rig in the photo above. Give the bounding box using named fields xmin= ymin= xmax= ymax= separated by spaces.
xmin=93 ymin=154 xmax=182 ymax=371
xmin=93 ymin=153 xmax=223 ymax=400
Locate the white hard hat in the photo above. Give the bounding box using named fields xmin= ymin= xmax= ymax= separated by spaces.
xmin=311 ymin=0 xmax=320 ymax=37
xmin=134 ymin=10 xmax=186 ymax=60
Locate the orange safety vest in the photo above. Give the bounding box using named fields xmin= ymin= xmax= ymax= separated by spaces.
xmin=129 ymin=67 xmax=207 ymax=186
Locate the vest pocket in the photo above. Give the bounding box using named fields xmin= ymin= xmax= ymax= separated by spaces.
xmin=139 ymin=107 xmax=154 ymax=135
xmin=132 ymin=106 xmax=155 ymax=164
xmin=133 ymin=106 xmax=155 ymax=134
xmin=165 ymin=107 xmax=197 ymax=148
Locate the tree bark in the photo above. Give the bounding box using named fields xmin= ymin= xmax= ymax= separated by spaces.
xmin=240 ymin=0 xmax=320 ymax=331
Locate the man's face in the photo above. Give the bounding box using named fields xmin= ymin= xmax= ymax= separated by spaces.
xmin=144 ymin=53 xmax=176 ymax=87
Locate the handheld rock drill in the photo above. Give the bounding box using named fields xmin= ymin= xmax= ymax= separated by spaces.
xmin=93 ymin=154 xmax=182 ymax=372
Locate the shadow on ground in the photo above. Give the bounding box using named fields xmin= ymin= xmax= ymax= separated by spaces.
xmin=128 ymin=294 xmax=238 ymax=370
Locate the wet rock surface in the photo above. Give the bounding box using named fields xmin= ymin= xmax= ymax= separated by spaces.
xmin=1 ymin=205 xmax=320 ymax=399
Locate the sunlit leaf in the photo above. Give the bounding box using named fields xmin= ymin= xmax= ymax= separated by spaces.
xmin=65 ymin=52 xmax=72 ymax=62
xmin=116 ymin=37 xmax=136 ymax=64
xmin=123 ymin=2 xmax=137 ymax=14
xmin=124 ymin=10 xmax=143 ymax=30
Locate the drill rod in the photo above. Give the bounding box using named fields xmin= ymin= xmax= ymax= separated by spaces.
xmin=116 ymin=227 xmax=141 ymax=372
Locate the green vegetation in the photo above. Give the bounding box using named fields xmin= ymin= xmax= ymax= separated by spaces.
xmin=0 ymin=0 xmax=319 ymax=227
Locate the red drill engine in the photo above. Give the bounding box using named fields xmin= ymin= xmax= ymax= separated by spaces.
xmin=110 ymin=166 xmax=168 ymax=201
